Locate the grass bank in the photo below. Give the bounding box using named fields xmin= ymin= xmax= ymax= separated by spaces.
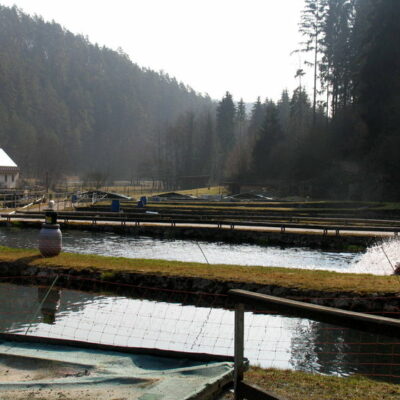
xmin=0 ymin=246 xmax=399 ymax=294
xmin=221 ymin=368 xmax=400 ymax=400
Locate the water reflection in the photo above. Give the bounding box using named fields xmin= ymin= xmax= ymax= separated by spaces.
xmin=0 ymin=283 xmax=91 ymax=332
xmin=0 ymin=283 xmax=398 ymax=382
xmin=0 ymin=226 xmax=359 ymax=271
xmin=290 ymin=320 xmax=400 ymax=381
xmin=37 ymin=288 xmax=61 ymax=324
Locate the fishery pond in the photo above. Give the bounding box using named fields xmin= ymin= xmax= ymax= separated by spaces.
xmin=1 ymin=282 xmax=399 ymax=381
xmin=0 ymin=226 xmax=399 ymax=381
xmin=1 ymin=225 xmax=395 ymax=274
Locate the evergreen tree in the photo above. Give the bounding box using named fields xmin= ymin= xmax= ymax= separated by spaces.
xmin=289 ymin=88 xmax=313 ymax=142
xmin=297 ymin=0 xmax=327 ymax=124
xmin=216 ymin=92 xmax=236 ymax=149
xmin=235 ymin=98 xmax=247 ymax=139
xmin=247 ymin=97 xmax=265 ymax=139
xmin=277 ymin=90 xmax=291 ymax=137
xmin=236 ymin=98 xmax=247 ymax=126
xmin=215 ymin=92 xmax=236 ymax=178
xmin=353 ymin=0 xmax=400 ymax=193
xmin=320 ymin=0 xmax=355 ymax=115
xmin=252 ymin=101 xmax=282 ymax=179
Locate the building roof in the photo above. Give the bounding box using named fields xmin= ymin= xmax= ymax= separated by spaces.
xmin=0 ymin=148 xmax=17 ymax=168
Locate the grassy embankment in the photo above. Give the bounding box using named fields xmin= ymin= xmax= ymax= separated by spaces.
xmin=227 ymin=368 xmax=400 ymax=400
xmin=0 ymin=246 xmax=399 ymax=294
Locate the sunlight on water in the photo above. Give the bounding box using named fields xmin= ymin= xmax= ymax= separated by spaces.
xmin=2 ymin=283 xmax=398 ymax=379
xmin=348 ymin=237 xmax=400 ymax=275
xmin=0 ymin=226 xmax=358 ymax=271
xmin=2 ymin=226 xmax=400 ymax=275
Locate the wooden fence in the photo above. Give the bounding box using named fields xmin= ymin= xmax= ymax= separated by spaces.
xmin=2 ymin=209 xmax=400 ymax=236
xmin=228 ymin=289 xmax=400 ymax=400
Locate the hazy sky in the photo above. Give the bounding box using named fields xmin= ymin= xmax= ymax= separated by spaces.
xmin=1 ymin=0 xmax=308 ymax=102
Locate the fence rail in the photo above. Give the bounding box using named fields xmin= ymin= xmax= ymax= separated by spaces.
xmin=2 ymin=211 xmax=400 ymax=235
xmin=228 ymin=289 xmax=400 ymax=400
xmin=17 ymin=209 xmax=400 ymax=226
xmin=0 ymin=275 xmax=400 ymax=398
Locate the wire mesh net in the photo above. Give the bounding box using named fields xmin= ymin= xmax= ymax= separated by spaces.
xmin=1 ymin=275 xmax=399 ymax=382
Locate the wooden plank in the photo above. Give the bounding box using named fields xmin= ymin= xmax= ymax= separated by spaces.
xmin=229 ymin=289 xmax=400 ymax=338
xmin=238 ymin=381 xmax=287 ymax=400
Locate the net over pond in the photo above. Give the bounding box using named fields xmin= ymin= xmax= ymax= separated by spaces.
xmin=1 ymin=282 xmax=399 ymax=382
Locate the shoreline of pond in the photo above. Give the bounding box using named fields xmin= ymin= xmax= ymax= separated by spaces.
xmin=0 ymin=247 xmax=399 ymax=314
xmin=0 ymin=219 xmax=375 ymax=252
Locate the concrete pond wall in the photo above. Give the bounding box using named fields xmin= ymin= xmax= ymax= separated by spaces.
xmin=0 ymin=261 xmax=398 ymax=315
xmin=2 ymin=219 xmax=375 ymax=251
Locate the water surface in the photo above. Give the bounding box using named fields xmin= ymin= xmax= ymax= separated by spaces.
xmin=0 ymin=226 xmax=361 ymax=272
xmin=1 ymin=282 xmax=398 ymax=380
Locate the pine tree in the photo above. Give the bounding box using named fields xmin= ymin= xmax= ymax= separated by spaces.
xmin=248 ymin=97 xmax=265 ymax=139
xmin=320 ymin=0 xmax=355 ymax=116
xmin=252 ymin=101 xmax=282 ymax=179
xmin=236 ymin=98 xmax=247 ymax=127
xmin=353 ymin=0 xmax=400 ymax=192
xmin=289 ymin=88 xmax=313 ymax=142
xmin=216 ymin=92 xmax=236 ymax=160
xmin=277 ymin=90 xmax=291 ymax=137
xmin=297 ymin=0 xmax=327 ymax=124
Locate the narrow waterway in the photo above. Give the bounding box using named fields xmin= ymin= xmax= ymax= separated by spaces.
xmin=0 ymin=226 xmax=363 ymax=272
xmin=0 ymin=283 xmax=398 ymax=381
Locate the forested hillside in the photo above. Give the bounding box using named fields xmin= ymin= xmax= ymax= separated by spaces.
xmin=160 ymin=0 xmax=400 ymax=200
xmin=1 ymin=1 xmax=399 ymax=200
xmin=0 ymin=5 xmax=213 ymax=183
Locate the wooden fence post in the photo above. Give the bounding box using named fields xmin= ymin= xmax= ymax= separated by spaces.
xmin=234 ymin=302 xmax=245 ymax=400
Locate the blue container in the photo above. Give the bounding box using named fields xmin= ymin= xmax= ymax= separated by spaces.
xmin=71 ymin=194 xmax=77 ymax=203
xmin=140 ymin=196 xmax=147 ymax=205
xmin=111 ymin=199 xmax=120 ymax=212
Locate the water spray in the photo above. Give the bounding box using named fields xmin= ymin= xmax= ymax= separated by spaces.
xmin=381 ymin=243 xmax=396 ymax=273
xmin=380 ymin=240 xmax=400 ymax=291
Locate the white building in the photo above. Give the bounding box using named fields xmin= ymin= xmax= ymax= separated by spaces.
xmin=0 ymin=148 xmax=19 ymax=189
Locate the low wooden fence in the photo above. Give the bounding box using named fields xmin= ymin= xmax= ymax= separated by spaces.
xmin=2 ymin=210 xmax=400 ymax=236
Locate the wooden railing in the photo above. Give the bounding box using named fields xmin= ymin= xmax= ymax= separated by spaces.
xmin=228 ymin=289 xmax=400 ymax=400
xmin=1 ymin=210 xmax=400 ymax=235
